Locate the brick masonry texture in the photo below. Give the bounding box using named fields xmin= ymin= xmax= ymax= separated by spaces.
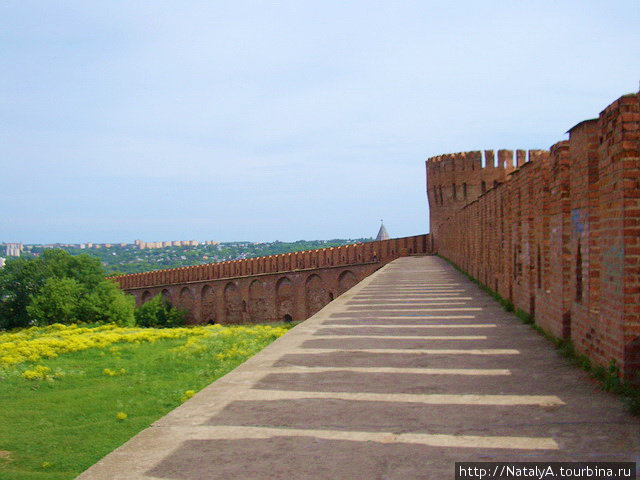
xmin=112 ymin=235 xmax=430 ymax=325
xmin=427 ymin=92 xmax=640 ymax=384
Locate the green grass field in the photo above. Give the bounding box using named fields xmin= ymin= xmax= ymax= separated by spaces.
xmin=0 ymin=323 xmax=293 ymax=479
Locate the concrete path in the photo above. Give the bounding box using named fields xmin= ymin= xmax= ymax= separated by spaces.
xmin=77 ymin=256 xmax=639 ymax=479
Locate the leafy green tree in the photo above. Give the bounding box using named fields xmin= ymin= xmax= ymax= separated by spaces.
xmin=27 ymin=277 xmax=83 ymax=325
xmin=0 ymin=250 xmax=135 ymax=329
xmin=134 ymin=295 xmax=186 ymax=328
xmin=76 ymin=280 xmax=135 ymax=326
xmin=0 ymin=256 xmax=51 ymax=328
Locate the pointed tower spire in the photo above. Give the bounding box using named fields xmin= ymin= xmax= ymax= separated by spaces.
xmin=375 ymin=220 xmax=389 ymax=241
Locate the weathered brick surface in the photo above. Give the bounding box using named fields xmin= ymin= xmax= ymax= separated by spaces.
xmin=112 ymin=234 xmax=430 ymax=325
xmin=568 ymin=119 xmax=602 ymax=366
xmin=427 ymin=92 xmax=640 ymax=384
xmin=533 ymin=142 xmax=571 ymax=339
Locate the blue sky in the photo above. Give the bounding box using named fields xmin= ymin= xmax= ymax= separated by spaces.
xmin=2 ymin=1 xmax=638 ymax=244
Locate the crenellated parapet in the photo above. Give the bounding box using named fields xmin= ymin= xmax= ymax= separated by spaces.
xmin=427 ymin=91 xmax=640 ymax=384
xmin=110 ymin=235 xmax=430 ymax=326
xmin=111 ymin=234 xmax=429 ymax=290
xmin=111 ymin=234 xmax=430 ymax=326
xmin=426 ymin=149 xmax=550 ymax=205
xmin=425 ymin=149 xmax=549 ymax=248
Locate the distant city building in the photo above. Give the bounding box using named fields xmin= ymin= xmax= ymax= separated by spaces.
xmin=133 ymin=239 xmax=210 ymax=249
xmin=4 ymin=243 xmax=22 ymax=257
xmin=375 ymin=221 xmax=390 ymax=241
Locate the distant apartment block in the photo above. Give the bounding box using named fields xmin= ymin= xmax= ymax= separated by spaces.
xmin=4 ymin=243 xmax=23 ymax=257
xmin=21 ymin=239 xmax=219 ymax=251
xmin=135 ymin=239 xmax=208 ymax=249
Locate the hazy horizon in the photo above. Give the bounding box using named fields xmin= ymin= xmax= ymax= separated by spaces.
xmin=11 ymin=235 xmax=376 ymax=246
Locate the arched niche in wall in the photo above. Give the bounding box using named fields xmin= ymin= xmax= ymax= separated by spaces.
xmin=337 ymin=270 xmax=358 ymax=296
xmin=179 ymin=287 xmax=195 ymax=323
xmin=248 ymin=279 xmax=268 ymax=323
xmin=224 ymin=282 xmax=243 ymax=324
xmin=201 ymin=285 xmax=216 ymax=324
xmin=141 ymin=290 xmax=152 ymax=305
xmin=276 ymin=277 xmax=294 ymax=323
xmin=161 ymin=289 xmax=172 ymax=304
xmin=305 ymin=274 xmax=331 ymax=318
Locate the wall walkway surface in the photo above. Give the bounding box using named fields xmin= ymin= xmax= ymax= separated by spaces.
xmin=77 ymin=256 xmax=640 ymax=479
xmin=427 ymin=92 xmax=640 ymax=384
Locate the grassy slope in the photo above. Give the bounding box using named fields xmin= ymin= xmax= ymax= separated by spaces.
xmin=0 ymin=326 xmax=291 ymax=479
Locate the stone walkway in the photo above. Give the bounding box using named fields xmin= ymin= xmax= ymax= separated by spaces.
xmin=77 ymin=256 xmax=639 ymax=479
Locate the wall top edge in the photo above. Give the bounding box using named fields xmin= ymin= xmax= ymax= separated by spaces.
xmin=550 ymin=140 xmax=570 ymax=152
xmin=426 ymin=149 xmax=549 ymax=165
xmin=122 ymin=261 xmax=381 ymax=291
xmin=566 ymin=118 xmax=598 ymax=134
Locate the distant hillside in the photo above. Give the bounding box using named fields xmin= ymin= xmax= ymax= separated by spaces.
xmin=23 ymin=239 xmax=373 ymax=275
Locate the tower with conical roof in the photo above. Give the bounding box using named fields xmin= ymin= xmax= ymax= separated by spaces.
xmin=375 ymin=220 xmax=389 ymax=241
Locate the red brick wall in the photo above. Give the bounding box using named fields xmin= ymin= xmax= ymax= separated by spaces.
xmin=597 ymin=94 xmax=640 ymax=383
xmin=426 ymin=150 xmax=516 ymax=252
xmin=427 ymin=92 xmax=640 ymax=384
xmin=532 ymin=142 xmax=571 ymax=339
xmin=568 ymin=120 xmax=602 ymax=364
xmin=112 ymin=234 xmax=431 ymax=325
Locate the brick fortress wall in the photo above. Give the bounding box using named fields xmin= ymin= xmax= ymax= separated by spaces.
xmin=112 ymin=234 xmax=430 ymax=325
xmin=427 ymin=92 xmax=640 ymax=384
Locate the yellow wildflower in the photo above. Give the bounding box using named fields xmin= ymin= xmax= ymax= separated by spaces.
xmin=21 ymin=365 xmax=51 ymax=381
xmin=180 ymin=389 xmax=196 ymax=402
xmin=1 ymin=323 xmax=290 ymax=369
